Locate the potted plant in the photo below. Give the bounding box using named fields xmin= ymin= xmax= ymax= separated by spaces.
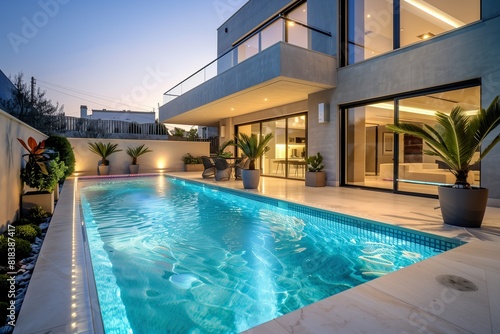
xmin=233 ymin=133 xmax=274 ymax=189
xmin=387 ymin=96 xmax=500 ymax=227
xmin=305 ymin=152 xmax=326 ymax=187
xmin=182 ymin=153 xmax=203 ymax=172
xmin=217 ymin=140 xmax=234 ymax=158
xmin=88 ymin=142 xmax=122 ymax=175
xmin=126 ymin=144 xmax=153 ymax=174
xmin=18 ymin=137 xmax=67 ymax=215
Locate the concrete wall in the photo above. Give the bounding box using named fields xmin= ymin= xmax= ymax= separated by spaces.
xmin=0 ymin=108 xmax=47 ymax=230
xmin=68 ymin=138 xmax=210 ymax=176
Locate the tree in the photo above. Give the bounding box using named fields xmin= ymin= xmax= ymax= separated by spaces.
xmin=186 ymin=127 xmax=199 ymax=140
xmin=1 ymin=72 xmax=64 ymax=133
xmin=169 ymin=127 xmax=186 ymax=137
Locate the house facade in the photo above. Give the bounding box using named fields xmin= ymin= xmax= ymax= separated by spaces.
xmin=0 ymin=69 xmax=15 ymax=105
xmin=81 ymin=105 xmax=156 ymax=124
xmin=159 ymin=0 xmax=500 ymax=206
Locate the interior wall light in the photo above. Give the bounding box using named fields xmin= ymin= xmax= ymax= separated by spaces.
xmin=404 ymin=0 xmax=465 ymax=28
xmin=417 ymin=32 xmax=435 ymax=40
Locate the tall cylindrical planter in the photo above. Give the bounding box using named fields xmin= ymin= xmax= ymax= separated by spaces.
xmin=438 ymin=186 xmax=489 ymax=228
xmin=98 ymin=165 xmax=110 ymax=175
xmin=242 ymin=169 xmax=260 ymax=189
xmin=129 ymin=164 xmax=140 ymax=174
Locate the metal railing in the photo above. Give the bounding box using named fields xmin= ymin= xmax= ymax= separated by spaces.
xmin=163 ymin=15 xmax=331 ymax=103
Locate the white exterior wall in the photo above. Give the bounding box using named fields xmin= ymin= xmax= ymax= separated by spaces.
xmin=68 ymin=138 xmax=209 ymax=175
xmin=0 ymin=108 xmax=47 ymax=230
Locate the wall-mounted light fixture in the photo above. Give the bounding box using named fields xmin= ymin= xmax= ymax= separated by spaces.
xmin=220 ymin=125 xmax=226 ymax=137
xmin=318 ymin=103 xmax=329 ymax=123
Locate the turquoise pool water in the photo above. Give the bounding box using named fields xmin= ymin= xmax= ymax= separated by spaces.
xmin=80 ymin=176 xmax=459 ymax=334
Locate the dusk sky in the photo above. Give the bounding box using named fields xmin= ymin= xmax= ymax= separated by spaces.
xmin=1 ymin=1 xmax=248 ymax=121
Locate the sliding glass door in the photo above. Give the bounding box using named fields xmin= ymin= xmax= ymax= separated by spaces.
xmin=344 ymin=85 xmax=480 ymax=195
xmin=236 ymin=113 xmax=307 ymax=180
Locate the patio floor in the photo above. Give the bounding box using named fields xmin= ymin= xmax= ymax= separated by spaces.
xmin=13 ymin=172 xmax=500 ymax=333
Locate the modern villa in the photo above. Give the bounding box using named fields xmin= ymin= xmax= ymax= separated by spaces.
xmin=160 ymin=0 xmax=500 ymax=204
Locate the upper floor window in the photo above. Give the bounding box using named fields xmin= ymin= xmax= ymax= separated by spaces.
xmin=237 ymin=2 xmax=309 ymax=64
xmin=346 ymin=0 xmax=481 ymax=65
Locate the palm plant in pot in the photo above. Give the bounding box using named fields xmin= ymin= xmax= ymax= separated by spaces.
xmin=305 ymin=152 xmax=326 ymax=187
xmin=88 ymin=142 xmax=122 ymax=175
xmin=233 ymin=133 xmax=274 ymax=189
xmin=387 ymin=96 xmax=500 ymax=227
xmin=126 ymin=144 xmax=152 ymax=174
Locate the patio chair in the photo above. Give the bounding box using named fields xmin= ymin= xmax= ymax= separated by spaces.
xmin=201 ymin=156 xmax=215 ymax=178
xmin=235 ymin=158 xmax=250 ymax=180
xmin=214 ymin=157 xmax=232 ymax=181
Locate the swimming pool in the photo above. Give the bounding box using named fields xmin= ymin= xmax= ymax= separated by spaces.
xmin=80 ymin=176 xmax=460 ymax=333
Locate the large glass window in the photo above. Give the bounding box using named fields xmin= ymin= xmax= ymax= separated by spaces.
xmin=348 ymin=0 xmax=394 ymax=64
xmin=344 ymin=85 xmax=480 ymax=195
xmin=346 ymin=0 xmax=480 ymax=65
xmin=287 ymin=2 xmax=308 ymax=49
xmin=236 ymin=113 xmax=307 ymax=180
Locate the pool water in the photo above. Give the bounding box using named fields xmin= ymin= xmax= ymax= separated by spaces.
xmin=80 ymin=176 xmax=457 ymax=333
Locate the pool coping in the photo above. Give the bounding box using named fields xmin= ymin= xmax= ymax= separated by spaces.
xmin=13 ymin=174 xmax=500 ymax=333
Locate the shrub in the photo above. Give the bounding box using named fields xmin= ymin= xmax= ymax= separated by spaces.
xmin=0 ymin=301 xmax=8 ymax=323
xmin=29 ymin=224 xmax=42 ymax=236
xmin=0 ymin=274 xmax=11 ymax=299
xmin=28 ymin=206 xmax=50 ymax=224
xmin=11 ymin=218 xmax=31 ymax=227
xmin=0 ymin=236 xmax=32 ymax=263
xmin=21 ymin=158 xmax=66 ymax=192
xmin=45 ymin=135 xmax=76 ymax=179
xmin=14 ymin=225 xmax=38 ymax=243
xmin=182 ymin=153 xmax=202 ymax=164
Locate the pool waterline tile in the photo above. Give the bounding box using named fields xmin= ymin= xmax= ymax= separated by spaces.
xmin=13 ymin=173 xmax=500 ymax=334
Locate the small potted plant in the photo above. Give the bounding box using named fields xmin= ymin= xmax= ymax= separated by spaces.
xmin=182 ymin=153 xmax=203 ymax=172
xmin=305 ymin=152 xmax=326 ymax=187
xmin=126 ymin=144 xmax=153 ymax=174
xmin=233 ymin=133 xmax=274 ymax=189
xmin=88 ymin=142 xmax=122 ymax=175
xmin=217 ymin=140 xmax=234 ymax=158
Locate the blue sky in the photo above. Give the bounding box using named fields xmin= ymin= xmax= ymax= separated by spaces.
xmin=1 ymin=0 xmax=248 ymax=118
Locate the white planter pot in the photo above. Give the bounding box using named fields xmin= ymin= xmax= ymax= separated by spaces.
xmin=22 ymin=191 xmax=54 ymax=216
xmin=129 ymin=164 xmax=140 ymax=174
xmin=99 ymin=165 xmax=110 ymax=175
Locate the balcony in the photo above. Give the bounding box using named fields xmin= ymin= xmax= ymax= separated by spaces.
xmin=160 ymin=42 xmax=336 ymax=126
xmin=159 ymin=14 xmax=337 ymax=126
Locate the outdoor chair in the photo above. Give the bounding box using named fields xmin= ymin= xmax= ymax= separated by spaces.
xmin=201 ymin=156 xmax=215 ymax=178
xmin=214 ymin=157 xmax=232 ymax=181
xmin=235 ymin=158 xmax=250 ymax=180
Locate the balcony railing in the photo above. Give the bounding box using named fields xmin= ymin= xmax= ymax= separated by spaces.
xmin=163 ymin=15 xmax=331 ymax=103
